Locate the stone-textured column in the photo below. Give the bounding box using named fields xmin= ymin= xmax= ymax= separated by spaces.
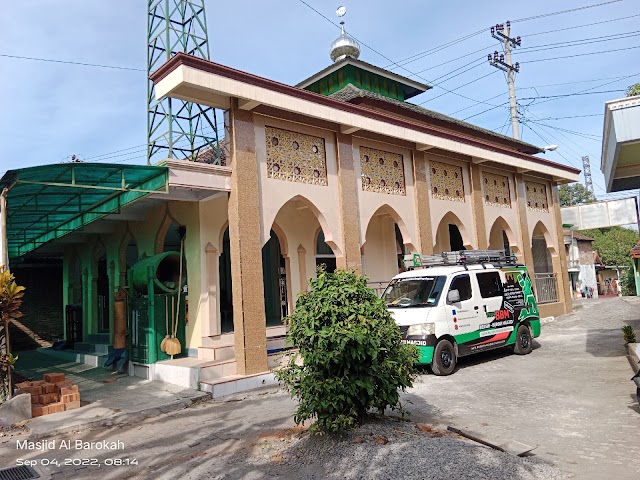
xmin=514 ymin=174 xmax=534 ymax=272
xmin=413 ymin=151 xmax=434 ymax=255
xmin=227 ymin=102 xmax=268 ymax=375
xmin=470 ymin=162 xmax=488 ymax=250
xmin=297 ymin=245 xmax=307 ymax=293
xmin=335 ymin=132 xmax=362 ymax=272
xmin=204 ymin=243 xmax=219 ymax=337
xmin=550 ymin=185 xmax=572 ymax=313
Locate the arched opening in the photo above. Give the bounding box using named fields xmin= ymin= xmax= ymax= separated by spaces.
xmin=95 ymin=243 xmax=109 ymax=332
xmin=362 ymin=206 xmax=411 ymax=282
xmin=434 ymin=212 xmax=471 ymax=253
xmin=315 ymin=230 xmax=336 ymax=273
xmin=531 ymin=222 xmax=553 ymax=274
xmin=488 ymin=217 xmax=514 ymax=255
xmin=262 ymin=229 xmax=288 ymax=327
xmin=219 ymin=226 xmax=234 ymax=333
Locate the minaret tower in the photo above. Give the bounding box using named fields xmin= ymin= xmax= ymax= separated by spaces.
xmin=147 ymin=1 xmax=223 ymax=165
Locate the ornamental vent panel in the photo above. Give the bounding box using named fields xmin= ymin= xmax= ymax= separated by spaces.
xmin=265 ymin=126 xmax=327 ymax=185
xmin=360 ymin=146 xmax=406 ymax=195
xmin=429 ymin=161 xmax=465 ymax=202
xmin=483 ymin=172 xmax=511 ymax=208
xmin=525 ymin=181 xmax=549 ymax=212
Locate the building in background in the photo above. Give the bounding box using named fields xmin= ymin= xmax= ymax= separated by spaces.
xmin=564 ymin=230 xmax=597 ymax=298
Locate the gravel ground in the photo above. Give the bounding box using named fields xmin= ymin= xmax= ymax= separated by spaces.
xmin=197 ymin=416 xmax=568 ymax=480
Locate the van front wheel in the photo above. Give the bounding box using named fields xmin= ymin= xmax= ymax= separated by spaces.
xmin=513 ymin=324 xmax=533 ymax=355
xmin=431 ymin=339 xmax=456 ymax=376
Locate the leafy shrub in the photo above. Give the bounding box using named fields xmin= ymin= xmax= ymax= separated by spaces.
xmin=1 ymin=267 xmax=25 ymax=402
xmin=622 ymin=325 xmax=637 ymax=344
xmin=276 ymin=268 xmax=419 ymax=433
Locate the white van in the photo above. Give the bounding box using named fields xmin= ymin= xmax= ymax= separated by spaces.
xmin=383 ymin=251 xmax=541 ymax=375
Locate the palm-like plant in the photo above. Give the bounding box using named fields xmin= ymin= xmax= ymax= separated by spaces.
xmin=0 ymin=266 xmax=25 ymax=402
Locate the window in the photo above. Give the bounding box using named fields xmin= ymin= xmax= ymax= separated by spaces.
xmin=383 ymin=276 xmax=446 ymax=308
xmin=477 ymin=272 xmax=503 ymax=298
xmin=449 ymin=275 xmax=472 ymax=302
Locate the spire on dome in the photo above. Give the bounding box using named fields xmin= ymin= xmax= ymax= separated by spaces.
xmin=329 ymin=6 xmax=360 ymax=63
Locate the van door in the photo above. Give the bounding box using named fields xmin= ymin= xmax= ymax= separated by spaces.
xmin=475 ymin=270 xmax=504 ymax=324
xmin=446 ymin=274 xmax=479 ymax=344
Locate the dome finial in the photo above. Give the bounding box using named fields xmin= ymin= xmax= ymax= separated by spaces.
xmin=329 ymin=6 xmax=360 ymax=63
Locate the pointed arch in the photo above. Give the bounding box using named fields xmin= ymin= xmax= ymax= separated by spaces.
xmin=434 ymin=211 xmax=473 ymax=253
xmin=531 ymin=221 xmax=556 ymax=255
xmin=155 ymin=206 xmax=180 ymax=254
xmin=267 ymin=194 xmax=342 ymax=257
xmin=362 ymin=203 xmax=416 ymax=253
xmin=488 ymin=216 xmax=519 ymax=255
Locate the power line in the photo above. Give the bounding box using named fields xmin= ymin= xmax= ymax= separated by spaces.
xmin=520 ymin=89 xmax=626 ymax=100
xmin=420 ymin=71 xmax=499 ymax=105
xmin=523 ymin=44 xmax=640 ymax=63
xmin=523 ymin=12 xmax=640 ymax=37
xmin=0 ymin=53 xmax=145 ymax=71
xmin=511 ymin=0 xmax=623 ymax=23
xmin=518 ymin=31 xmax=640 ymax=54
xmin=534 ymin=113 xmax=602 ymax=120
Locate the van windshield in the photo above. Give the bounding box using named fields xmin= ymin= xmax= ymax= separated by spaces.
xmin=383 ymin=276 xmax=446 ymax=308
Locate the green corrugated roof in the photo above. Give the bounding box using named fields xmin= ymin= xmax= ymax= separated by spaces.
xmin=0 ymin=163 xmax=168 ymax=259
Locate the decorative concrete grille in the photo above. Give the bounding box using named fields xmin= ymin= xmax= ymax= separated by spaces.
xmin=359 ymin=146 xmax=406 ymax=195
xmin=526 ymin=181 xmax=549 ymax=212
xmin=483 ymin=172 xmax=511 ymax=208
xmin=265 ymin=126 xmax=327 ymax=186
xmin=429 ymin=161 xmax=465 ymax=202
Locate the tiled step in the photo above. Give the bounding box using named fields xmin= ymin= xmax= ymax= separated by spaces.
xmin=199 ymin=371 xmax=278 ymax=398
xmin=37 ymin=347 xmax=106 ymax=368
xmin=86 ymin=333 xmax=111 ymax=344
xmin=197 ymin=343 xmax=235 ymax=361
xmin=198 ymin=359 xmax=237 ymax=382
xmin=74 ymin=342 xmax=111 ymax=355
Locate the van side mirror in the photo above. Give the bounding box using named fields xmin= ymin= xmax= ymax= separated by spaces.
xmin=447 ymin=289 xmax=461 ymax=304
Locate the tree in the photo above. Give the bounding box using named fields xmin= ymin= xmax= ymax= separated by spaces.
xmin=627 ymin=83 xmax=640 ymax=97
xmin=276 ymin=268 xmax=418 ymax=433
xmin=559 ymin=183 xmax=597 ymax=207
xmin=579 ymin=226 xmax=639 ymax=268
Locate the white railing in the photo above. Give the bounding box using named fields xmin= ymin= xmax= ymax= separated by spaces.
xmin=534 ymin=273 xmax=559 ymax=304
xmin=367 ymin=281 xmax=388 ymax=297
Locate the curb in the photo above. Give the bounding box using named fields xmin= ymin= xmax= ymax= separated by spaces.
xmin=626 ymin=343 xmax=640 ymax=375
xmin=25 ymin=393 xmax=210 ymax=440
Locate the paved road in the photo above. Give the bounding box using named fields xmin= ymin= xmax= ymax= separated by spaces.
xmin=0 ymin=297 xmax=638 ymax=479
xmin=404 ymin=296 xmax=640 ymax=479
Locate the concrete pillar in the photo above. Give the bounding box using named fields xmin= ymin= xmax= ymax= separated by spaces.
xmin=335 ymin=132 xmax=362 ymax=273
xmin=470 ymin=162 xmax=488 ymax=250
xmin=227 ymin=102 xmax=268 ymax=375
xmin=413 ymin=151 xmax=434 ymax=255
xmin=297 ymin=244 xmax=307 ymax=293
xmin=204 ymin=243 xmax=219 ymax=337
xmin=550 ymin=185 xmax=572 ymax=313
xmin=514 ymin=174 xmax=534 ymax=273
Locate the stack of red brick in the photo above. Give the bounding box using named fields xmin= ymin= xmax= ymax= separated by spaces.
xmin=15 ymin=373 xmax=81 ymax=417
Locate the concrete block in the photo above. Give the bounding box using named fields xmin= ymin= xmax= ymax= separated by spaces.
xmin=44 ymin=373 xmax=65 ymax=383
xmin=64 ymin=400 xmax=81 ymax=411
xmin=48 ymin=402 xmax=65 ymax=414
xmin=0 ymin=393 xmax=33 ymax=425
xmin=31 ymin=404 xmax=46 ymax=417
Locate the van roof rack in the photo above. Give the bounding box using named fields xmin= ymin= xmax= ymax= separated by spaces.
xmin=403 ymin=250 xmax=518 ymax=270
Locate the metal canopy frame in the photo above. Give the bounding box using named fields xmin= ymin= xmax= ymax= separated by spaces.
xmin=0 ymin=163 xmax=168 ymax=259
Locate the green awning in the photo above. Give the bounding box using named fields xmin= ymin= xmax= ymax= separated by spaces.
xmin=0 ymin=163 xmax=168 ymax=259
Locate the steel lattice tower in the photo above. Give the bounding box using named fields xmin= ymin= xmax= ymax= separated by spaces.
xmin=147 ymin=0 xmax=222 ymax=165
xmin=582 ymin=155 xmax=594 ymax=192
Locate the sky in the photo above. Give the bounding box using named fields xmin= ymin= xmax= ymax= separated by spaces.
xmin=1 ymin=0 xmax=638 ymax=201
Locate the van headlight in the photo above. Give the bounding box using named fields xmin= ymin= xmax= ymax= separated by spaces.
xmin=407 ymin=323 xmax=435 ymax=336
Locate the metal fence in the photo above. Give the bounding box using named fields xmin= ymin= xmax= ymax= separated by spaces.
xmin=534 ymin=273 xmax=559 ymax=304
xmin=366 ymin=281 xmax=388 ymax=297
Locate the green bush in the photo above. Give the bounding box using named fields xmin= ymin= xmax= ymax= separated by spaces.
xmin=622 ymin=325 xmax=637 ymax=344
xmin=622 ymin=269 xmax=637 ymax=296
xmin=276 ymin=268 xmax=419 ymax=434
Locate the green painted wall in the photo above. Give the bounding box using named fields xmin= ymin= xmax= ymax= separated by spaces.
xmin=304 ymin=64 xmax=406 ymax=101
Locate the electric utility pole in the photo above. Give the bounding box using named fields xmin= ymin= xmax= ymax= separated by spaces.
xmin=488 ymin=22 xmax=521 ymax=140
xmin=581 ymin=155 xmax=594 ymax=192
